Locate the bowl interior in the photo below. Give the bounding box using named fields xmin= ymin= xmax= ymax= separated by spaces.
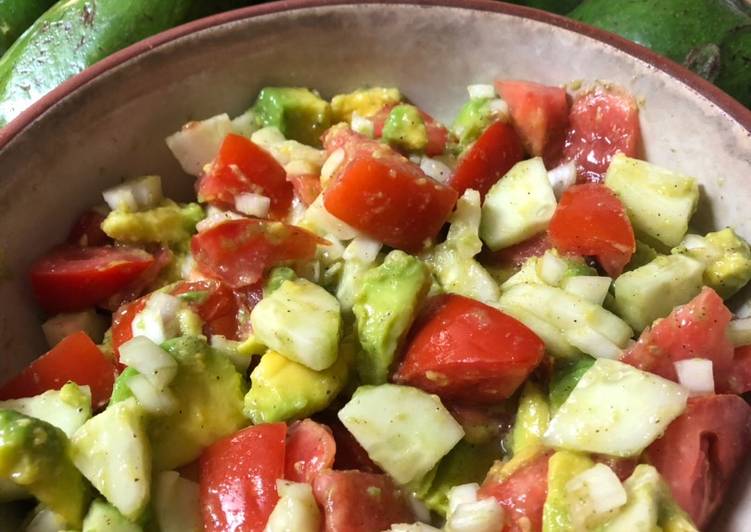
xmin=0 ymin=1 xmax=750 ymax=528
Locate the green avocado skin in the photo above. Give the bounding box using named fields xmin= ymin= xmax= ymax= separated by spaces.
xmin=506 ymin=0 xmax=583 ymax=15
xmin=0 ymin=0 xmax=57 ymax=56
xmin=716 ymin=26 xmax=751 ymax=107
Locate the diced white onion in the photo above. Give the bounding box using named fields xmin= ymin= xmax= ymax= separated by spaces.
xmin=566 ymin=463 xmax=627 ymax=516
xmin=320 ymin=234 xmax=346 ymax=264
xmin=467 ymin=84 xmax=496 ymax=100
xmin=102 ymin=175 xmax=163 ymax=212
xmin=728 ymin=317 xmax=751 ymax=347
xmin=343 ymin=235 xmax=382 ymax=264
xmin=681 ymin=234 xmax=712 ymax=252
xmin=119 ymin=336 xmax=178 ymax=389
xmin=300 ymin=195 xmax=361 ymax=240
xmin=166 ymin=113 xmax=233 ymax=176
xmin=447 ymin=483 xmax=479 ymax=515
xmin=351 ymin=112 xmax=375 ymax=138
xmin=547 ymin=161 xmax=577 ymax=199
xmin=538 ymin=252 xmax=569 ymax=286
xmin=155 ymin=471 xmax=202 ymax=532
xmin=195 ymin=207 xmax=246 ymax=233
xmin=251 ymin=125 xmax=286 ymax=147
xmin=674 ymin=358 xmax=715 ymax=395
xmin=235 ymin=193 xmax=271 ymax=218
xmin=564 ymin=326 xmax=623 ymax=359
xmin=487 ymin=99 xmax=509 ymax=120
xmin=231 ymin=109 xmax=257 ymax=138
xmin=264 ymin=480 xmax=320 ymax=532
xmin=420 ymin=156 xmax=453 ymax=184
xmin=561 ymin=276 xmax=612 ymax=306
xmin=320 ymin=148 xmax=345 ymax=184
xmin=42 ymin=310 xmax=107 ymax=347
xmin=131 ymin=292 xmax=183 ymax=346
xmin=127 ymin=373 xmax=178 ymax=415
xmin=409 ymin=154 xmax=422 ymax=164
xmin=407 ymin=492 xmax=432 ymax=523
xmin=445 ymin=498 xmax=505 ymax=532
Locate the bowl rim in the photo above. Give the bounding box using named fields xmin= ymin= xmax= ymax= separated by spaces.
xmin=0 ymin=0 xmax=749 ymax=149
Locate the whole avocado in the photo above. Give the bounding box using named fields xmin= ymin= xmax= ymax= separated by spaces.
xmin=569 ymin=0 xmax=751 ymax=106
xmin=0 ymin=0 xmax=57 ymax=55
xmin=505 ymin=0 xmax=583 ymax=15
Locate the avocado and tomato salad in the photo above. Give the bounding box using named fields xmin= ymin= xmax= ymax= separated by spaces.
xmin=2 ymin=79 xmax=751 ymax=531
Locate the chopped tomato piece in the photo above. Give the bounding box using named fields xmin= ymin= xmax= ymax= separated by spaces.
xmin=0 ymin=331 xmax=116 ymax=409
xmin=562 ymin=86 xmax=642 ymax=183
xmin=647 ymin=395 xmax=751 ymax=528
xmin=728 ymin=345 xmax=751 ymax=394
xmin=288 ymin=173 xmax=322 ymax=206
xmin=449 ymin=120 xmax=525 ymax=198
xmin=394 ymin=294 xmax=545 ymax=403
xmin=322 ymin=127 xmax=457 ymax=252
xmin=191 ymin=219 xmax=322 ymax=288
xmin=481 ymin=232 xmax=552 ymax=269
xmin=200 ymin=423 xmax=287 ymax=532
xmin=67 ymin=210 xmax=111 ymax=247
xmin=102 ymin=246 xmax=174 ymax=311
xmin=316 ymin=412 xmax=382 ymax=474
xmin=197 ymin=133 xmax=293 ymax=219
xmin=621 ymin=288 xmax=734 ymax=391
xmin=312 ymin=470 xmax=414 ymax=532
xmin=372 ymin=103 xmax=448 ymax=156
xmin=479 ymin=452 xmax=551 ymax=532
xmin=495 ymin=80 xmax=569 ymax=164
xmin=592 ymin=455 xmax=638 ymax=482
xmin=29 ymin=245 xmax=155 ymax=313
xmin=285 ymin=419 xmax=336 ymax=484
xmin=548 ymin=183 xmax=635 ymax=277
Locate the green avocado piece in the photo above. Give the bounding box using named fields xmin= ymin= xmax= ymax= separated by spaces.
xmin=101 ymin=200 xmax=204 ymax=245
xmin=353 ymin=250 xmax=431 ymax=385
xmin=244 ymin=346 xmax=351 ymax=424
xmin=381 ymin=104 xmax=429 ymax=152
xmin=542 ymin=450 xmax=594 ymax=532
xmin=0 ymin=0 xmax=57 ymax=55
xmin=151 ymin=336 xmax=247 ymax=470
xmin=624 ymin=240 xmax=659 ymax=272
xmin=672 ymin=228 xmax=751 ymax=299
xmin=715 ymin=26 xmax=751 ymax=108
xmin=549 ymin=356 xmax=596 ymax=412
xmin=110 ymin=367 xmax=139 ymax=406
xmin=330 ymin=87 xmax=402 ymax=122
xmin=569 ymin=0 xmax=750 ymax=70
xmin=452 ymin=98 xmax=493 ymax=150
xmin=510 ymin=382 xmax=551 ymax=456
xmin=599 ymin=464 xmax=662 ymax=531
xmin=253 ymin=87 xmax=331 ymax=147
xmin=0 ymin=410 xmax=88 ymax=527
xmin=263 ymin=266 xmax=298 ymax=297
xmin=83 ymin=499 xmax=142 ymax=532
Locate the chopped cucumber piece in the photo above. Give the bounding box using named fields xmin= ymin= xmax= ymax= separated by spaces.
xmin=0 ymin=382 xmax=91 ymax=438
xmin=119 ymin=336 xmax=178 ymax=389
xmin=251 ymin=278 xmax=342 ymax=371
xmin=338 ymin=384 xmax=464 ymax=484
xmin=82 ymin=499 xmax=142 ymax=532
xmin=542 ymin=451 xmax=595 ymax=532
xmin=497 ymin=303 xmax=581 ymax=359
xmin=544 ymin=359 xmax=687 ymax=457
xmin=560 ymin=275 xmax=611 ymax=305
xmin=154 ymin=471 xmax=201 ymax=532
xmin=605 ymin=154 xmax=698 ymax=248
xmin=103 ymin=175 xmax=163 ymax=213
xmin=480 ymin=158 xmax=557 ymax=250
xmin=265 ymin=480 xmax=321 ymax=532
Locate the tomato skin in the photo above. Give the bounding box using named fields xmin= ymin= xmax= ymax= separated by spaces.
xmin=29 ymin=245 xmax=155 ymax=313
xmin=197 ymin=133 xmax=293 ymax=219
xmin=287 ymin=174 xmax=322 ymax=206
xmin=495 ymin=80 xmax=569 ymax=164
xmin=315 ymin=412 xmax=382 ymax=474
xmin=191 ymin=219 xmax=321 ymax=288
xmin=646 ymin=395 xmax=751 ymax=528
xmin=562 ymin=86 xmax=642 ymax=183
xmin=101 ymin=246 xmax=174 ymax=311
xmin=728 ymin=345 xmax=751 ymax=394
xmin=479 ymin=452 xmax=551 ymax=532
xmin=322 ymin=131 xmax=457 ymax=252
xmin=371 ymin=104 xmax=448 ymax=156
xmin=200 ymin=423 xmax=287 ymax=532
xmin=621 ymin=287 xmax=734 ymax=391
xmin=0 ymin=331 xmax=116 ymax=409
xmin=481 ymin=232 xmax=552 ymax=269
xmin=67 ymin=210 xmax=111 ymax=247
xmin=312 ymin=470 xmax=414 ymax=532
xmin=394 ymin=294 xmax=545 ymax=403
xmin=285 ymin=419 xmax=336 ymax=484
xmin=548 ymin=183 xmax=635 ymax=277
xmin=449 ymin=120 xmax=525 ymax=198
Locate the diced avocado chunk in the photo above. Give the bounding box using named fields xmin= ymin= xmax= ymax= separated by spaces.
xmin=253 ymin=87 xmax=331 ymax=147
xmin=110 ymin=367 xmax=138 ymax=405
xmin=353 ymin=251 xmax=431 ymax=384
xmin=244 ymin=347 xmax=350 ymax=423
xmin=605 ymin=154 xmax=699 ymax=248
xmin=0 ymin=383 xmax=91 ymax=438
xmin=599 ymin=465 xmax=662 ymax=531
xmin=70 ymin=398 xmax=148 ymax=521
xmin=338 ymin=384 xmax=464 ymax=484
xmin=264 ymin=266 xmax=298 ymax=297
xmin=625 ymin=240 xmax=659 ymax=272
xmin=381 ymin=104 xmax=428 ymax=152
xmin=0 ymin=410 xmax=87 ymax=527
xmin=151 ymin=336 xmax=246 ymax=470
xmin=426 ymin=189 xmax=500 ymax=304
xmin=549 ymin=356 xmax=596 ymax=412
xmin=659 ymin=487 xmax=699 ymax=532
xmin=251 ymin=279 xmax=342 ymax=371
xmin=510 ymin=382 xmax=550 ymax=456
xmin=410 ymin=439 xmax=498 ymax=516
xmin=83 ymin=499 xmax=142 ymax=532
xmin=330 ymin=87 xmax=401 ymax=121
xmin=672 ymin=228 xmax=751 ymax=298
xmin=480 ymin=158 xmax=558 ymax=250
xmin=452 ymin=98 xmax=494 ymax=150
xmin=101 ymin=200 xmax=204 ymax=245
xmin=544 ymin=359 xmax=687 ymax=457
xmin=542 ymin=451 xmax=595 ymax=532
xmin=612 ymin=254 xmax=704 ymax=331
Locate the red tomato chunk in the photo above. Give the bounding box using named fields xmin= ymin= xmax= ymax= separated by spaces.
xmin=285 ymin=419 xmax=336 ymax=484
xmin=394 ymin=294 xmax=545 ymax=403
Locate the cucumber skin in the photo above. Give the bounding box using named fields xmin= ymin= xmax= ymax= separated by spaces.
xmin=0 ymin=0 xmax=257 ymax=127
xmin=0 ymin=0 xmax=57 ymax=55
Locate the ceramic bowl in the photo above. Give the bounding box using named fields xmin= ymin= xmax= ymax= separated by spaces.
xmin=0 ymin=0 xmax=750 ymax=528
